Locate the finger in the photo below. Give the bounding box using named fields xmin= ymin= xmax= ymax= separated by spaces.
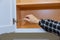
xmin=25 ymin=17 xmax=30 ymax=19
xmin=24 ymin=18 xmax=30 ymax=21
xmin=25 ymin=15 xmax=31 ymax=19
xmin=25 ymin=14 xmax=33 ymax=17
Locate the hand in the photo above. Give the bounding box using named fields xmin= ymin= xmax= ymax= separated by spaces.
xmin=24 ymin=14 xmax=39 ymax=23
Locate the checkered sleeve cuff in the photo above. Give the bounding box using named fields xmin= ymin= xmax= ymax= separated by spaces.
xmin=39 ymin=19 xmax=60 ymax=36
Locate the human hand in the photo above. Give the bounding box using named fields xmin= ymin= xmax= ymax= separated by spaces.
xmin=24 ymin=14 xmax=39 ymax=23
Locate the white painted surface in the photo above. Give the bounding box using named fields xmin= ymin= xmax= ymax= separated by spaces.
xmin=0 ymin=0 xmax=16 ymax=34
xmin=14 ymin=39 xmax=49 ymax=40
xmin=15 ymin=28 xmax=46 ymax=33
xmin=0 ymin=0 xmax=46 ymax=34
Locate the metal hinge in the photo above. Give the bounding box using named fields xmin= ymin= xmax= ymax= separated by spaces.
xmin=13 ymin=18 xmax=16 ymax=24
xmin=13 ymin=18 xmax=24 ymax=24
xmin=13 ymin=18 xmax=20 ymax=24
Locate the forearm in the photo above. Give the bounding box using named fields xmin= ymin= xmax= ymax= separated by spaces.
xmin=39 ymin=19 xmax=60 ymax=36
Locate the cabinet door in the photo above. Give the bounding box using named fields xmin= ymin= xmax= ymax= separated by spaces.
xmin=0 ymin=0 xmax=16 ymax=34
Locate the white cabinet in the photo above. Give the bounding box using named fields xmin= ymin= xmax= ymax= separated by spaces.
xmin=0 ymin=0 xmax=16 ymax=34
xmin=0 ymin=0 xmax=60 ymax=34
xmin=0 ymin=0 xmax=59 ymax=40
xmin=0 ymin=0 xmax=45 ymax=34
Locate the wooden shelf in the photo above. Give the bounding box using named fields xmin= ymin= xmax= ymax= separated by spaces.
xmin=17 ymin=3 xmax=60 ymax=10
xmin=16 ymin=0 xmax=60 ymax=10
xmin=16 ymin=0 xmax=60 ymax=5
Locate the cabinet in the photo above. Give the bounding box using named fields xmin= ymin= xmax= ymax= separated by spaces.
xmin=0 ymin=0 xmax=15 ymax=34
xmin=16 ymin=0 xmax=60 ymax=28
xmin=0 ymin=0 xmax=59 ymax=40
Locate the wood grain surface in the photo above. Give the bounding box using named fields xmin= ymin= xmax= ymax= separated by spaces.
xmin=16 ymin=0 xmax=60 ymax=5
xmin=16 ymin=8 xmax=60 ymax=28
xmin=16 ymin=0 xmax=60 ymax=28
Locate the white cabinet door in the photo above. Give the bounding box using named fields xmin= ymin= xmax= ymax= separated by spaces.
xmin=0 ymin=0 xmax=16 ymax=34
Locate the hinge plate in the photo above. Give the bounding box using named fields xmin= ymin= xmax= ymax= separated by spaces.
xmin=13 ymin=18 xmax=16 ymax=24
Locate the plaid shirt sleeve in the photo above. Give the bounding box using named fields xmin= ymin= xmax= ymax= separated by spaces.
xmin=39 ymin=19 xmax=60 ymax=36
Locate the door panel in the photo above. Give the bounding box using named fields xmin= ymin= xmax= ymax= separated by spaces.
xmin=16 ymin=9 xmax=60 ymax=28
xmin=0 ymin=0 xmax=15 ymax=34
xmin=0 ymin=0 xmax=12 ymax=26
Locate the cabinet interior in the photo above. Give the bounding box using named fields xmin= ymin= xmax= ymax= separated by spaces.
xmin=16 ymin=0 xmax=60 ymax=28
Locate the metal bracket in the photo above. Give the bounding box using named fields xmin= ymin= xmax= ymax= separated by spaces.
xmin=13 ymin=18 xmax=16 ymax=24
